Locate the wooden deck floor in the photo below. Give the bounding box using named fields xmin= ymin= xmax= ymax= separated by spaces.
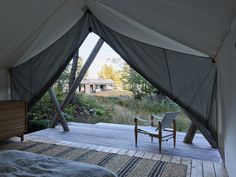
xmin=24 ymin=122 xmax=228 ymax=177
xmin=27 ymin=122 xmax=220 ymax=161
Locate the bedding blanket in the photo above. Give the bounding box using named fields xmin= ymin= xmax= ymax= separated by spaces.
xmin=0 ymin=150 xmax=117 ymax=177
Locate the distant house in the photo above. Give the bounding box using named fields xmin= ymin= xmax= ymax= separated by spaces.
xmin=79 ymin=79 xmax=115 ymax=93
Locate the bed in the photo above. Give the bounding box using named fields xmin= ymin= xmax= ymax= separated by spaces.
xmin=0 ymin=150 xmax=117 ymax=177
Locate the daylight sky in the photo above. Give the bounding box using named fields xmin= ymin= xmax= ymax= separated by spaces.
xmin=79 ymin=33 xmax=124 ymax=78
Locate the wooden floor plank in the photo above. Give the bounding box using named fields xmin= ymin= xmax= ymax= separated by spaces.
xmin=171 ymin=156 xmax=181 ymax=164
xmin=196 ymin=160 xmax=203 ymax=177
xmin=191 ymin=159 xmax=199 ymax=177
xmin=110 ymin=148 xmax=120 ymax=153
xmin=28 ymin=122 xmax=221 ymax=162
xmin=161 ymin=155 xmax=172 ymax=162
xmin=117 ymin=148 xmax=128 ymax=155
xmin=143 ymin=152 xmax=154 ymax=159
xmin=152 ymin=153 xmax=162 ymax=160
xmin=181 ymin=158 xmax=191 ymax=177
xmin=95 ymin=146 xmax=106 ymax=151
xmin=134 ymin=151 xmax=145 ymax=158
xmin=214 ymin=162 xmax=228 ymax=177
xmin=126 ymin=150 xmax=136 ymax=156
xmin=25 ymin=122 xmax=228 ymax=177
xmin=7 ymin=140 xmax=228 ymax=177
xmin=87 ymin=144 xmax=98 ymax=150
xmin=203 ymin=161 xmax=215 ymax=177
xmin=102 ymin=147 xmax=113 ymax=152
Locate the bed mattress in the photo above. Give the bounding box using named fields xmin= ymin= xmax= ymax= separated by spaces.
xmin=0 ymin=150 xmax=117 ymax=177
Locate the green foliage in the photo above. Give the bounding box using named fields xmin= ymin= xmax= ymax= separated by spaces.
xmin=55 ymin=57 xmax=85 ymax=92
xmin=56 ymin=65 xmax=70 ymax=92
xmin=121 ymin=64 xmax=157 ymax=98
xmin=27 ymin=92 xmax=54 ymax=121
xmin=28 ymin=119 xmax=49 ymax=133
xmin=27 ymin=89 xmax=77 ymax=132
xmin=78 ymin=94 xmax=112 ymax=119
xmin=111 ymin=97 xmax=190 ymax=131
xmin=114 ymin=97 xmax=179 ymax=115
xmin=176 ymin=112 xmax=191 ymax=132
xmin=78 ymin=93 xmax=99 ymax=108
xmin=28 ymin=91 xmax=190 ymax=133
xmin=64 ymin=104 xmax=77 ymax=116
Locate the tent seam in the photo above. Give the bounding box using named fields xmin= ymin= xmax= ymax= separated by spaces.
xmin=163 ymin=49 xmax=173 ymax=96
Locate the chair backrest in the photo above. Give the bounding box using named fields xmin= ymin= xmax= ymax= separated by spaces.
xmin=160 ymin=112 xmax=179 ymax=129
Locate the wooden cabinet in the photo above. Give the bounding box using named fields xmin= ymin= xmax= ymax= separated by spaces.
xmin=0 ymin=101 xmax=27 ymax=141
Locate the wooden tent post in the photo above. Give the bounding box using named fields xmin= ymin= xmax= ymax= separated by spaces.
xmin=69 ymin=50 xmax=79 ymax=89
xmin=183 ymin=110 xmax=217 ymax=148
xmin=183 ymin=122 xmax=197 ymax=144
xmin=48 ymin=87 xmax=69 ymax=131
xmin=51 ymin=38 xmax=104 ymax=128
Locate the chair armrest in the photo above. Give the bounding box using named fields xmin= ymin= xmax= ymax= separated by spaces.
xmin=163 ymin=128 xmax=174 ymax=132
xmin=134 ymin=116 xmax=162 ymax=124
xmin=134 ymin=117 xmax=152 ymax=123
xmin=151 ymin=114 xmax=163 ymax=121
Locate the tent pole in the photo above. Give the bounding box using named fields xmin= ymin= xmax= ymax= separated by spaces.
xmin=48 ymin=87 xmax=69 ymax=131
xmin=69 ymin=49 xmax=79 ymax=90
xmin=183 ymin=109 xmax=217 ymax=148
xmin=51 ymin=38 xmax=104 ymax=128
xmin=183 ymin=122 xmax=197 ymax=144
xmin=69 ymin=49 xmax=80 ymax=104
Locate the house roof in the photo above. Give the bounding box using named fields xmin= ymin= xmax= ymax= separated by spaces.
xmin=81 ymin=78 xmax=115 ymax=85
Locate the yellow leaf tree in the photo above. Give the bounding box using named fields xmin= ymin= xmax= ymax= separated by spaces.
xmin=98 ymin=64 xmax=122 ymax=88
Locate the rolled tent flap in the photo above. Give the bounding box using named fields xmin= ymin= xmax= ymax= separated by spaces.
xmin=10 ymin=11 xmax=218 ymax=145
xmin=10 ymin=14 xmax=90 ymax=107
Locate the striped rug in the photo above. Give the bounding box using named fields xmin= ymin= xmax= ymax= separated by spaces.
xmin=0 ymin=141 xmax=187 ymax=177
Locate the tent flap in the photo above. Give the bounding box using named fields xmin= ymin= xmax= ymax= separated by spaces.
xmin=10 ymin=14 xmax=89 ymax=108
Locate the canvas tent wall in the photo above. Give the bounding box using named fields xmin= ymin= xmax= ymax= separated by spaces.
xmin=0 ymin=0 xmax=235 ymax=176
xmin=216 ymin=17 xmax=236 ymax=177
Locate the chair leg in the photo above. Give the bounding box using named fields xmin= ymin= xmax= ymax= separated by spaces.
xmin=20 ymin=134 xmax=24 ymax=142
xmin=135 ymin=129 xmax=138 ymax=147
xmin=173 ymin=132 xmax=176 ymax=147
xmin=159 ymin=138 xmax=162 ymax=153
xmin=134 ymin=118 xmax=138 ymax=147
xmin=173 ymin=120 xmax=176 ymax=147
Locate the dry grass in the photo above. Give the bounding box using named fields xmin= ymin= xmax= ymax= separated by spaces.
xmin=110 ymin=103 xmax=190 ymax=131
xmin=111 ymin=105 xmax=133 ymax=124
xmin=93 ymin=90 xmax=133 ymax=97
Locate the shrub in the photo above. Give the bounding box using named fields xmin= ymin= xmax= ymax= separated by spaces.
xmin=28 ymin=91 xmax=190 ymax=133
xmin=27 ymin=119 xmax=49 ymax=133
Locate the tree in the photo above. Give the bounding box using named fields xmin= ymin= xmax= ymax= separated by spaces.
xmin=121 ymin=64 xmax=157 ymax=99
xmin=69 ymin=52 xmax=79 ymax=89
xmin=98 ymin=64 xmax=122 ymax=87
xmin=69 ymin=56 xmax=85 ymax=89
xmin=56 ymin=55 xmax=84 ymax=94
xmin=68 ymin=52 xmax=85 ymax=103
xmin=56 ymin=65 xmax=70 ymax=92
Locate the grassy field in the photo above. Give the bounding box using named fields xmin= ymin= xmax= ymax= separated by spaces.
xmin=94 ymin=90 xmax=133 ymax=97
xmin=28 ymin=90 xmax=191 ymax=132
xmin=73 ymin=91 xmax=191 ymax=132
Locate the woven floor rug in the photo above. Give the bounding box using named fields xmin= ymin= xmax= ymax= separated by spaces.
xmin=0 ymin=141 xmax=187 ymax=177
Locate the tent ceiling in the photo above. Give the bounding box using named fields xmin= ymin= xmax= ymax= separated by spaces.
xmin=89 ymin=0 xmax=236 ymax=57
xmin=0 ymin=0 xmax=235 ymax=69
xmin=0 ymin=0 xmax=84 ymax=68
xmin=86 ymin=0 xmax=208 ymax=57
